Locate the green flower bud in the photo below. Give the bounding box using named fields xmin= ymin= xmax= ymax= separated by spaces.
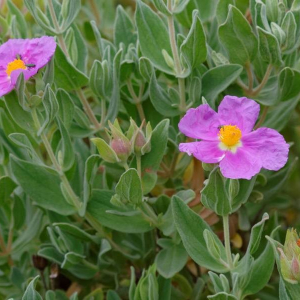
xmin=108 ymin=120 xmax=132 ymax=162
xmin=128 ymin=118 xmax=152 ymax=156
xmin=91 ymin=138 xmax=120 ymax=163
xmin=291 ymin=256 xmax=300 ymax=282
xmin=279 ymin=229 xmax=300 ymax=284
xmin=134 ymin=130 xmax=147 ymax=154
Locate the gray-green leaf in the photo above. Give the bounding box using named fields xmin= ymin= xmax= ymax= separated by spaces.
xmin=219 ymin=5 xmax=258 ymax=65
xmin=135 ymin=1 xmax=174 ymax=74
xmin=180 ymin=10 xmax=207 ymax=69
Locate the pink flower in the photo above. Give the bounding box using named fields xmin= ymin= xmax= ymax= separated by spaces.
xmin=179 ymin=96 xmax=289 ymax=179
xmin=0 ymin=36 xmax=56 ymax=97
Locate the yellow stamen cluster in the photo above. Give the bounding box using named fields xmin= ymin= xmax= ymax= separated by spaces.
xmin=6 ymin=59 xmax=26 ymax=76
xmin=218 ymin=125 xmax=242 ymax=147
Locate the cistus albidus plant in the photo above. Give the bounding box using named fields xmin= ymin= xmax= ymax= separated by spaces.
xmin=0 ymin=0 xmax=299 ymax=299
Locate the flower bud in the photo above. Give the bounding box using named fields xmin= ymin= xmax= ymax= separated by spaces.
xmin=279 ymin=229 xmax=300 ymax=284
xmin=108 ymin=120 xmax=132 ymax=162
xmin=291 ymin=257 xmax=300 ymax=281
xmin=91 ymin=138 xmax=120 ymax=163
xmin=110 ymin=138 xmax=131 ymax=162
xmin=128 ymin=118 xmax=152 ymax=156
xmin=134 ymin=130 xmax=147 ymax=155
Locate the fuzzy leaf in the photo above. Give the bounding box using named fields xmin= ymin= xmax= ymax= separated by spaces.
xmin=135 ymin=1 xmax=174 ymax=74
xmin=172 ymin=196 xmax=228 ymax=273
xmin=219 ymin=5 xmax=258 ymax=65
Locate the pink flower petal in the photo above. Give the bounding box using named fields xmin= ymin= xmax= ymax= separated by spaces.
xmin=218 ymin=96 xmax=260 ymax=134
xmin=219 ymin=127 xmax=289 ymax=179
xmin=178 ymin=104 xmax=221 ymax=141
xmin=242 ymin=127 xmax=289 ymax=171
xmin=219 ymin=147 xmax=262 ymax=179
xmin=0 ymin=67 xmax=13 ymax=97
xmin=179 ymin=141 xmax=224 ymax=163
xmin=11 ymin=36 xmax=57 ymax=84
xmin=0 ymin=37 xmax=56 ymax=97
xmin=0 ymin=39 xmax=26 ymax=67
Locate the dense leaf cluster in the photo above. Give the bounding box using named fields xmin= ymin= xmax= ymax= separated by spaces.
xmin=0 ymin=0 xmax=300 ymax=299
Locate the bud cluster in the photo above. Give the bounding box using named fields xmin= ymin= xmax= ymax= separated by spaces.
xmin=91 ymin=118 xmax=152 ymax=165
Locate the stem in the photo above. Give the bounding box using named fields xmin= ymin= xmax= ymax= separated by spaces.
xmin=31 ymin=109 xmax=81 ymax=210
xmin=77 ymin=89 xmax=101 ymax=130
xmin=0 ymin=227 xmax=14 ymax=265
xmin=245 ymin=63 xmax=253 ymax=93
xmin=85 ymin=212 xmax=106 ymax=235
xmin=136 ymin=155 xmax=142 ymax=178
xmin=189 ymin=158 xmax=205 ymax=207
xmin=161 ymin=161 xmax=169 ymax=173
xmin=238 ymin=65 xmax=272 ymax=97
xmin=127 ymin=80 xmax=146 ymax=122
xmin=100 ymin=98 xmax=106 ymax=128
xmin=251 ymin=65 xmax=273 ymax=96
xmin=178 ymin=78 xmax=186 ymax=112
xmin=136 ymin=102 xmax=145 ymax=123
xmin=85 ymin=212 xmax=133 ymax=256
xmin=237 ymin=79 xmax=249 ymax=91
xmin=141 ymin=202 xmax=159 ymax=226
xmin=0 ymin=231 xmax=6 ymax=253
xmin=57 ymin=35 xmax=70 ymax=59
xmin=47 ymin=0 xmax=60 ymax=32
xmin=47 ymin=0 xmax=69 ymax=59
xmin=6 ymin=226 xmax=13 ymax=254
xmin=223 ymin=215 xmax=233 ymax=270
xmin=167 ymin=0 xmax=186 ymax=112
xmin=40 ymin=270 xmax=48 ymax=291
xmin=122 ymin=162 xmax=129 ymax=171
xmin=254 ymin=106 xmax=269 ymax=130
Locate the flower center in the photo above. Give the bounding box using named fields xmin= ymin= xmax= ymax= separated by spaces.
xmin=6 ymin=59 xmax=27 ymax=77
xmin=218 ymin=125 xmax=242 ymax=147
xmin=297 ymin=239 xmax=300 ymax=247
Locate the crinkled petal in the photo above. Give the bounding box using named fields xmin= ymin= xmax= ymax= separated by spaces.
xmin=0 ymin=37 xmax=57 ymax=93
xmin=218 ymin=96 xmax=260 ymax=134
xmin=178 ymin=104 xmax=221 ymax=140
xmin=179 ymin=141 xmax=224 ymax=163
xmin=219 ymin=147 xmax=261 ymax=179
xmin=10 ymin=36 xmax=57 ymax=84
xmin=242 ymin=127 xmax=289 ymax=171
xmin=0 ymin=39 xmax=26 ymax=67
